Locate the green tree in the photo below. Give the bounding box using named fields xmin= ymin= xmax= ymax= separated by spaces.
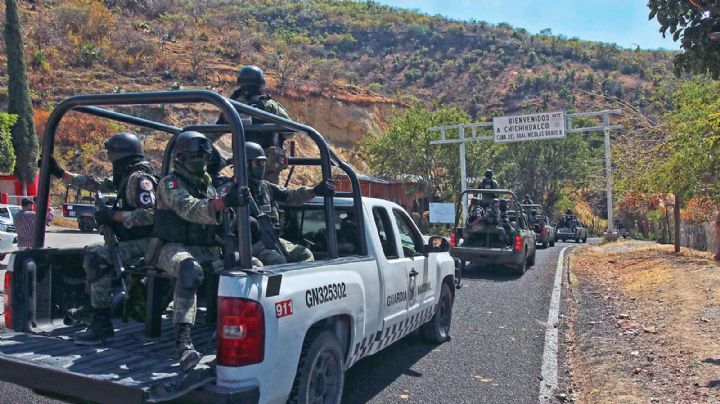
xmin=0 ymin=113 xmax=17 ymax=173
xmin=360 ymin=107 xmax=472 ymax=202
xmin=649 ymin=0 xmax=720 ymax=78
xmin=4 ymin=0 xmax=39 ymax=185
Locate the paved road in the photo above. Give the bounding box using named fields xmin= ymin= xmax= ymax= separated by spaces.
xmin=0 ymin=228 xmax=587 ymax=403
xmin=343 ymin=241 xmax=583 ymax=404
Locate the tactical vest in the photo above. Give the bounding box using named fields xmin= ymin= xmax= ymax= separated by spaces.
xmin=112 ymin=162 xmax=158 ymax=241
xmin=152 ymin=176 xmax=221 ymax=246
xmin=480 ymin=178 xmax=495 ymax=189
xmin=251 ymin=181 xmax=280 ymax=229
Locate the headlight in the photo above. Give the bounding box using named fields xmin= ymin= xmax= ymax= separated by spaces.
xmin=0 ymin=223 xmax=7 ymax=232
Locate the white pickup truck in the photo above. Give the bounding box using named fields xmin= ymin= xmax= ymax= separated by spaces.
xmin=0 ymin=91 xmax=457 ymax=403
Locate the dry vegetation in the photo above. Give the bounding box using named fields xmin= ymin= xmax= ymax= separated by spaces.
xmin=565 ymin=241 xmax=720 ymax=403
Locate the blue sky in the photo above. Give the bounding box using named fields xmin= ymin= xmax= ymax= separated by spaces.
xmin=376 ymin=0 xmax=679 ymax=50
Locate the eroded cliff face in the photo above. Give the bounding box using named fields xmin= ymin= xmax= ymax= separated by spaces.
xmin=278 ymin=94 xmax=401 ymax=148
xmin=213 ymin=87 xmax=404 ymax=186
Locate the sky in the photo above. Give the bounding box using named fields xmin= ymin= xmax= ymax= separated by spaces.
xmin=376 ymin=0 xmax=679 ymax=50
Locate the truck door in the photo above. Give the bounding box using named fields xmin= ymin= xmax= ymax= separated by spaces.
xmin=391 ymin=209 xmax=434 ymax=320
xmin=372 ymin=207 xmax=409 ymax=331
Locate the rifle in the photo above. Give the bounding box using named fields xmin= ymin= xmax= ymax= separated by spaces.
xmin=95 ymin=191 xmax=128 ymax=299
xmin=247 ymin=195 xmax=288 ymax=263
xmin=216 ymin=208 xmax=238 ymax=270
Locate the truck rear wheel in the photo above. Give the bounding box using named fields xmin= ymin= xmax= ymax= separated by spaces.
xmin=527 ymin=249 xmax=536 ymax=267
xmin=513 ymin=254 xmax=527 ymax=275
xmin=421 ymin=282 xmax=453 ymax=343
xmin=289 ymin=331 xmax=345 ymax=404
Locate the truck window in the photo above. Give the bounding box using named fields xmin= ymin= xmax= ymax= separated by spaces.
xmin=392 ymin=209 xmax=424 ymax=258
xmin=282 ymin=206 xmax=359 ymax=259
xmin=372 ymin=207 xmax=398 ymax=259
xmin=0 ymin=207 xmax=9 ymax=219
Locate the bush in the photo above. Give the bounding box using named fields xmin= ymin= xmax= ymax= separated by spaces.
xmin=77 ymin=44 xmax=104 ymax=67
xmin=0 ymin=114 xmax=17 ymax=174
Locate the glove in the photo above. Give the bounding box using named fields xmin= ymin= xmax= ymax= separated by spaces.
xmin=38 ymin=156 xmax=66 ymax=178
xmin=94 ymin=206 xmax=114 ymax=226
xmin=223 ymin=185 xmax=250 ymax=208
xmin=313 ymin=179 xmax=336 ymax=197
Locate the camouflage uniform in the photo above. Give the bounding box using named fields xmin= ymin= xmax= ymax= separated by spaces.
xmin=250 ymin=180 xmax=315 ymax=265
xmin=68 ymin=167 xmax=156 ymax=309
xmin=480 ymin=178 xmax=499 ymax=199
xmin=152 ymin=169 xmax=223 ymax=325
xmin=215 ymin=93 xmax=292 ymax=184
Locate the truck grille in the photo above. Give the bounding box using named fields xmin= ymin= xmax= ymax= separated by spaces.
xmin=6 ymin=225 xmax=15 ymax=233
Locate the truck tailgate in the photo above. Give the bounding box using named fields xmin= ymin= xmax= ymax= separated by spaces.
xmin=0 ymin=317 xmax=215 ymax=403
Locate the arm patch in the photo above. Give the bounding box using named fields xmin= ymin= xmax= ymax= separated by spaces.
xmin=134 ymin=176 xmax=157 ymax=208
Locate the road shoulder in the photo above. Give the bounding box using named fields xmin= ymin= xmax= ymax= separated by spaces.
xmin=560 ymin=240 xmax=720 ymax=403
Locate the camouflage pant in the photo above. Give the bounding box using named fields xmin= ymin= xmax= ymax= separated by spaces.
xmin=255 ymin=238 xmax=313 ymax=265
xmin=156 ymin=243 xmax=221 ymax=325
xmin=84 ymin=238 xmax=149 ymax=309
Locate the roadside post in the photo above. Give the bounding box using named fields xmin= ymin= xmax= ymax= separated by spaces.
xmin=430 ymin=110 xmax=622 ymax=232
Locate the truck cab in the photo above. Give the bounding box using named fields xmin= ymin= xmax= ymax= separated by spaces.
xmin=0 ymin=91 xmax=455 ymax=403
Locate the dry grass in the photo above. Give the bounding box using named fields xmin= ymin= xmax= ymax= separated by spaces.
xmin=568 ymin=241 xmax=720 ymax=403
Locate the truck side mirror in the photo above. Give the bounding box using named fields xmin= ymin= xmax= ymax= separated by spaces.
xmin=424 ymin=235 xmax=449 ymax=254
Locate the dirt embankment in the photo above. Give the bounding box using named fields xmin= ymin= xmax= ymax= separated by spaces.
xmin=564 ymin=241 xmax=720 ymax=403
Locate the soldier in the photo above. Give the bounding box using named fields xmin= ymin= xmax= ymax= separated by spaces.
xmin=217 ymin=65 xmax=293 ymax=184
xmin=480 ymin=169 xmax=499 ymax=199
xmin=484 ymin=198 xmax=509 ymax=247
xmin=528 ymin=210 xmax=538 ymax=225
xmin=153 ymin=131 xmax=250 ymax=371
xmin=522 ymin=194 xmax=534 ymax=204
xmin=466 ymin=197 xmax=485 ymax=226
xmin=245 ymin=142 xmax=335 ymax=265
xmin=43 ymin=133 xmax=157 ymax=345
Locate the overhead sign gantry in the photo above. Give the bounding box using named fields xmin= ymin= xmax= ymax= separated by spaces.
xmin=430 ymin=109 xmax=622 ymax=232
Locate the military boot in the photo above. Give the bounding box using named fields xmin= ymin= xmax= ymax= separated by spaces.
xmin=176 ymin=323 xmax=201 ymax=371
xmin=74 ymin=308 xmax=115 ymax=345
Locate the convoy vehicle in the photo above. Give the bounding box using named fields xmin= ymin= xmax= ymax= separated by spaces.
xmin=521 ymin=203 xmax=556 ymax=248
xmin=0 ymin=204 xmax=18 ymax=260
xmin=0 ymin=91 xmax=457 ymax=403
xmin=449 ymin=189 xmax=536 ymax=274
xmin=556 ymin=214 xmax=588 ymax=243
xmin=62 ymin=192 xmax=116 ymax=232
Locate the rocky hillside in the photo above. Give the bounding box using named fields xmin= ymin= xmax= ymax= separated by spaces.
xmin=0 ymin=0 xmax=678 ymax=179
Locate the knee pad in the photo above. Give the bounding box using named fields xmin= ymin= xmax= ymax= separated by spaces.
xmin=83 ymin=251 xmax=104 ymax=283
xmin=178 ymin=258 xmax=204 ymax=290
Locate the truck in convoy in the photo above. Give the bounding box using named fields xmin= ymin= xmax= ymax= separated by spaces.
xmin=556 ymin=213 xmax=588 ymax=243
xmin=449 ymin=189 xmax=536 ymax=274
xmin=62 ymin=192 xmax=117 ymax=233
xmin=0 ymin=91 xmax=457 ymax=403
xmin=521 ymin=203 xmax=556 ymax=248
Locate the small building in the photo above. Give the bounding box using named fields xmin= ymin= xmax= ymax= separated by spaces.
xmin=0 ymin=174 xmax=39 ymax=204
xmin=333 ymin=173 xmax=425 ymax=212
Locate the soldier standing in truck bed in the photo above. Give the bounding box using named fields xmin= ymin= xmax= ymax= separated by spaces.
xmin=215 ymin=65 xmax=293 ymax=184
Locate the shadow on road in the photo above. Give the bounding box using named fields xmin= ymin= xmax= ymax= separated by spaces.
xmin=459 ymin=264 xmax=523 ymax=282
xmin=703 ymin=358 xmax=720 ymax=366
xmin=343 ymin=334 xmax=437 ymax=403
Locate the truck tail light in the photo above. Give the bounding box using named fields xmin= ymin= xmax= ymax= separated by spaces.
xmin=4 ymin=271 xmax=11 ymax=329
xmin=62 ymin=206 xmax=69 ymax=216
xmin=217 ymin=297 xmax=264 ymax=367
xmin=541 ymin=226 xmax=547 ymax=237
xmin=449 ymin=231 xmax=456 ymax=248
xmin=513 ymin=235 xmax=523 ymax=252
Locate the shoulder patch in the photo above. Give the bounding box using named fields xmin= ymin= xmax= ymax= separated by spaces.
xmin=166 ymin=179 xmax=179 ymax=190
xmin=140 ymin=178 xmax=154 ymax=191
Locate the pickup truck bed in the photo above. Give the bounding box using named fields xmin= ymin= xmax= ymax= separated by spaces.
xmin=0 ymin=313 xmax=217 ymax=403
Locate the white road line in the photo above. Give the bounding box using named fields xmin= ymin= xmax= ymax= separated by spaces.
xmin=539 ymin=246 xmax=570 ymax=403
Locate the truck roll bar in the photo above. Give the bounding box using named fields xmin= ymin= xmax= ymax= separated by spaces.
xmin=34 ymin=90 xmax=367 ymax=264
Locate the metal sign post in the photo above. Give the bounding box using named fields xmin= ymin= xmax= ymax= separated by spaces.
xmin=430 ymin=109 xmax=622 ymax=232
